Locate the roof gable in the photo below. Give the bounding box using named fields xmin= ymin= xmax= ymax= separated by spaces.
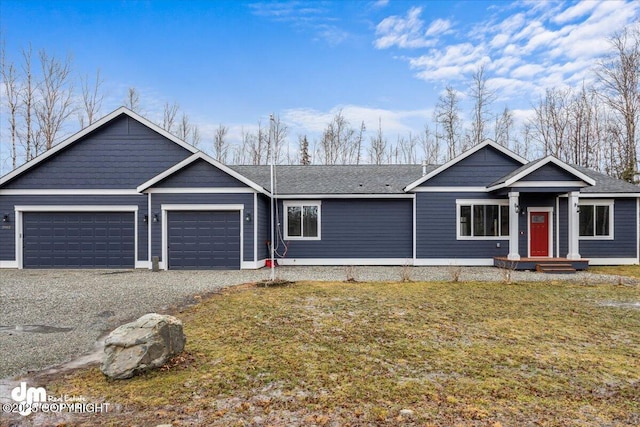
xmin=404 ymin=141 xmax=527 ymax=191
xmin=0 ymin=107 xmax=198 ymax=189
xmin=137 ymin=152 xmax=268 ymax=194
xmin=487 ymin=156 xmax=596 ymax=191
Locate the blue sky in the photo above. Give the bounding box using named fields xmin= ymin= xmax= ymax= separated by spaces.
xmin=1 ymin=0 xmax=639 ymax=162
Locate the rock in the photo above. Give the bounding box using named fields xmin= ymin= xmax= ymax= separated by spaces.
xmin=101 ymin=313 xmax=186 ymax=379
xmin=400 ymin=409 xmax=414 ymax=417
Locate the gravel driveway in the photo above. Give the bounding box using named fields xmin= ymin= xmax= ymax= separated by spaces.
xmin=0 ymin=266 xmax=633 ymax=380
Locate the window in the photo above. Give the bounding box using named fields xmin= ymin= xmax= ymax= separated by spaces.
xmin=458 ymin=201 xmax=509 ymax=239
xmin=579 ymin=201 xmax=613 ymax=239
xmin=284 ymin=201 xmax=321 ymax=240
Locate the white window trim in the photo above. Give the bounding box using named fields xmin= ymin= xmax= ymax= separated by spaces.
xmin=283 ymin=200 xmax=321 ymax=241
xmin=578 ymin=199 xmax=615 ymax=241
xmin=456 ymin=199 xmax=510 ymax=240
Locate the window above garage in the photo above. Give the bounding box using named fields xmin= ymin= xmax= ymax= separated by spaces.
xmin=284 ymin=201 xmax=321 ymax=240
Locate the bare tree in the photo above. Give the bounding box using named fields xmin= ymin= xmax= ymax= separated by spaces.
xmin=241 ymin=122 xmax=269 ymax=165
xmin=369 ymin=118 xmax=388 ymax=164
xmin=566 ymin=84 xmax=601 ymax=168
xmin=176 ymin=112 xmax=191 ymax=142
xmin=419 ymin=123 xmax=440 ymax=164
xmin=1 ymin=43 xmax=20 ymax=170
xmin=354 ymin=121 xmax=366 ymax=165
xmin=516 ymin=122 xmax=534 ymax=160
xmin=398 ymin=132 xmax=418 ymax=164
xmin=595 ymin=26 xmax=640 ymax=182
xmin=269 ymin=114 xmax=288 ymax=164
xmin=78 ymin=68 xmax=104 ymax=128
xmin=162 ymin=101 xmax=179 ymax=133
xmin=469 ymin=64 xmax=496 ymax=145
xmin=35 ymin=50 xmax=75 ymax=153
xmin=19 ymin=45 xmax=36 ymax=162
xmin=190 ymin=125 xmax=201 ymax=148
xmin=124 ymin=87 xmax=140 ymax=112
xmin=213 ymin=123 xmax=229 ymax=163
xmin=494 ymin=106 xmax=514 ymax=149
xmin=320 ymin=110 xmax=357 ymax=165
xmin=530 ymin=87 xmax=571 ymax=158
xmin=434 ymin=85 xmax=462 ymax=160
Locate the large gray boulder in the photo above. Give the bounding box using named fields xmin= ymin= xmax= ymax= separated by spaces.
xmin=101 ymin=313 xmax=186 ymax=380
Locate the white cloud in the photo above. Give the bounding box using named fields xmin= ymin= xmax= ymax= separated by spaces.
xmin=425 ymin=18 xmax=453 ymax=37
xmin=284 ymin=104 xmax=431 ymax=137
xmin=408 ymin=43 xmax=488 ymax=81
xmin=249 ymin=1 xmax=351 ymax=45
xmin=510 ymin=63 xmax=545 ymax=79
xmin=553 ymin=0 xmax=599 ymax=24
xmin=371 ymin=0 xmax=389 ymax=9
xmin=377 ymin=0 xmax=639 ymax=114
xmin=375 ymin=7 xmax=438 ymax=49
xmin=491 ymin=55 xmax=521 ymax=75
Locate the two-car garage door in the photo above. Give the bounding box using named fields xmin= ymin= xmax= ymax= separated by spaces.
xmin=22 ymin=212 xmax=135 ymax=268
xmin=20 ymin=210 xmax=241 ymax=269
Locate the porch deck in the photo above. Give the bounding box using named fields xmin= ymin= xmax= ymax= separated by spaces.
xmin=493 ymin=257 xmax=589 ymax=271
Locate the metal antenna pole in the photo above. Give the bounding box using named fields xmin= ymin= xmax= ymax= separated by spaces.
xmin=269 ymin=114 xmax=275 ymax=281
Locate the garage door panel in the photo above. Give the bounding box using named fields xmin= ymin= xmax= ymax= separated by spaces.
xmin=168 ymin=210 xmax=240 ymax=270
xmin=23 ymin=212 xmax=135 ymax=268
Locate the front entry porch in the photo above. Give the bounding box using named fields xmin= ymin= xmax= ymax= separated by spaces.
xmin=494 ymin=256 xmax=589 ymax=272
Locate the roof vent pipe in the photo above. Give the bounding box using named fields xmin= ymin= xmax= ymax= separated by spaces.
xmin=422 ymin=160 xmax=427 ymax=176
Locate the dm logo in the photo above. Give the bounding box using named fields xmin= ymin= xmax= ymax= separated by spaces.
xmin=11 ymin=382 xmax=47 ymax=416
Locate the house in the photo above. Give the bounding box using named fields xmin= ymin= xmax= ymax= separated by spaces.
xmin=1 ymin=107 xmax=638 ymax=270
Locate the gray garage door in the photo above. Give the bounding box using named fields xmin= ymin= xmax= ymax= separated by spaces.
xmin=167 ymin=210 xmax=240 ymax=270
xmin=23 ymin=212 xmax=135 ymax=268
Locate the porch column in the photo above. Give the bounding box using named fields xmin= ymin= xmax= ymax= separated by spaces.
xmin=567 ymin=191 xmax=581 ymax=260
xmin=507 ymin=191 xmax=520 ymax=260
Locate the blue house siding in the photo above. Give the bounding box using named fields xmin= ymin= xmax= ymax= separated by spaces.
xmin=559 ymin=198 xmax=637 ymax=259
xmin=3 ymin=115 xmax=192 ymax=189
xmin=278 ymin=198 xmax=413 ymax=259
xmin=258 ymin=194 xmax=270 ymax=260
xmin=416 ymin=192 xmax=509 ymax=259
xmin=520 ymin=163 xmax=583 ymax=182
xmin=0 ymin=194 xmax=148 ymax=263
xmin=149 ymin=192 xmax=255 ymax=263
xmin=421 ymin=146 xmax=524 ymax=187
xmin=152 ymin=159 xmax=248 ymax=188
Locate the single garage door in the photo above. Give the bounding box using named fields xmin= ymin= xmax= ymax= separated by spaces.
xmin=23 ymin=212 xmax=135 ymax=268
xmin=167 ymin=210 xmax=240 ymax=270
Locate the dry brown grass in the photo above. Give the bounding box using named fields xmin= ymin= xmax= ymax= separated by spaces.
xmin=34 ymin=280 xmax=640 ymax=426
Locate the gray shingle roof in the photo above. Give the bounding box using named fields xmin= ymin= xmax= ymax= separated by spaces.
xmin=230 ymin=164 xmax=436 ymax=195
xmin=573 ymin=165 xmax=640 ymax=193
xmin=231 ymin=162 xmax=638 ymax=195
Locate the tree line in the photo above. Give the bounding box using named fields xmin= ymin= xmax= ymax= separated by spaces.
xmin=1 ymin=25 xmax=639 ymax=182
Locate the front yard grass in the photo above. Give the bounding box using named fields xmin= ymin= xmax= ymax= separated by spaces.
xmin=46 ymin=280 xmax=640 ymax=426
xmin=590 ymin=264 xmax=640 ymax=279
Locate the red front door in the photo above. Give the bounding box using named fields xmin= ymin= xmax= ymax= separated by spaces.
xmin=530 ymin=212 xmax=549 ymax=257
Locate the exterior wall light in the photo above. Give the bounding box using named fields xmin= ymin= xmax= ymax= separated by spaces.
xmin=143 ymin=214 xmax=148 ymax=223
xmin=245 ymin=212 xmax=252 ymax=222
xmin=153 ymin=213 xmax=159 ymax=223
xmin=2 ymin=213 xmax=8 ymax=222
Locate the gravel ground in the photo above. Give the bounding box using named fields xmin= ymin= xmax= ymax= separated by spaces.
xmin=0 ymin=266 xmax=635 ymax=381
